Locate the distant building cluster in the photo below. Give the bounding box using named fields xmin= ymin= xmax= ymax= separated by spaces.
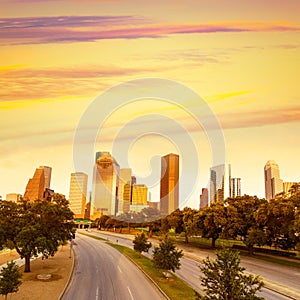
xmin=4 ymin=155 xmax=298 ymax=219
xmin=90 ymin=152 xmax=179 ymax=219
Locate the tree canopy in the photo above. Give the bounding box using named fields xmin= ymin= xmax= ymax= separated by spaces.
xmin=133 ymin=232 xmax=152 ymax=253
xmin=0 ymin=194 xmax=75 ymax=272
xmin=152 ymin=235 xmax=183 ymax=272
xmin=199 ymin=249 xmax=264 ymax=300
xmin=0 ymin=261 xmax=22 ymax=300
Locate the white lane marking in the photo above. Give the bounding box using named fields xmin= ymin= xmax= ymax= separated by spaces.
xmin=127 ymin=286 xmax=134 ymax=300
xmin=96 ymin=286 xmax=99 ymax=300
xmin=118 ymin=266 xmax=123 ymax=273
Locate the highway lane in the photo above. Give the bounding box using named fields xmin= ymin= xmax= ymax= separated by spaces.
xmin=62 ymin=234 xmax=164 ymax=300
xmin=88 ymin=230 xmax=298 ymax=300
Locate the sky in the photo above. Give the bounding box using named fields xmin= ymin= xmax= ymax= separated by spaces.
xmin=1 ymin=0 xmax=300 ymax=208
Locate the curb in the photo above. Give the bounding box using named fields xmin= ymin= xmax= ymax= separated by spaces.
xmin=58 ymin=246 xmax=75 ymax=300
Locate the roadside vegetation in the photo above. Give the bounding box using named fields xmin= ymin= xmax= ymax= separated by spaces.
xmin=94 ymin=184 xmax=300 ymax=258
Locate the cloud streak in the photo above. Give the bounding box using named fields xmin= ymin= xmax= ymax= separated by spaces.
xmin=0 ymin=16 xmax=299 ymax=45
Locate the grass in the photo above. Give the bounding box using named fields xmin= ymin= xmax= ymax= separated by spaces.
xmin=81 ymin=232 xmax=197 ymax=300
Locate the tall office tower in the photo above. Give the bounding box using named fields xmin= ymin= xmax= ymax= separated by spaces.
xmin=130 ymin=184 xmax=148 ymax=213
xmin=264 ymin=160 xmax=283 ymax=200
xmin=92 ymin=152 xmax=120 ymax=216
xmin=117 ymin=168 xmax=132 ymax=215
xmin=230 ymin=178 xmax=241 ymax=198
xmin=68 ymin=172 xmax=88 ymax=219
xmin=210 ymin=164 xmax=225 ymax=203
xmin=160 ymin=153 xmax=179 ymax=215
xmin=199 ymin=188 xmax=209 ymax=210
xmin=24 ymin=166 xmax=52 ymax=201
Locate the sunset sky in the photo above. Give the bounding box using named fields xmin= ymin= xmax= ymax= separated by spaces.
xmin=1 ymin=0 xmax=300 ymax=208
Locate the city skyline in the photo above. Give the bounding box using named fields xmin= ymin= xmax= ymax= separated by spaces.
xmin=0 ymin=1 xmax=299 ymax=207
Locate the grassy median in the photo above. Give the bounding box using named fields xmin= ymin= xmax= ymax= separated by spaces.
xmin=81 ymin=232 xmax=197 ymax=300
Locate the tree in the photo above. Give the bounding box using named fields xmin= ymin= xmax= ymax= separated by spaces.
xmin=199 ymin=249 xmax=264 ymax=300
xmin=182 ymin=207 xmax=198 ymax=243
xmin=0 ymin=194 xmax=75 ymax=272
xmin=196 ymin=203 xmax=227 ymax=248
xmin=152 ymin=236 xmax=183 ymax=272
xmin=0 ymin=261 xmax=22 ymax=300
xmin=256 ymin=197 xmax=296 ymax=250
xmin=226 ymin=196 xmax=266 ymax=255
xmin=133 ymin=232 xmax=152 ymax=253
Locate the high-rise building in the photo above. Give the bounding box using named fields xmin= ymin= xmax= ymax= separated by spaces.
xmin=199 ymin=188 xmax=209 ymax=210
xmin=91 ymin=152 xmax=120 ymax=216
xmin=210 ymin=164 xmax=225 ymax=203
xmin=230 ymin=178 xmax=241 ymax=198
xmin=24 ymin=166 xmax=52 ymax=201
xmin=117 ymin=168 xmax=132 ymax=215
xmin=69 ymin=172 xmax=88 ymax=219
xmin=160 ymin=153 xmax=179 ymax=215
xmin=264 ymin=160 xmax=283 ymax=200
xmin=130 ymin=184 xmax=148 ymax=212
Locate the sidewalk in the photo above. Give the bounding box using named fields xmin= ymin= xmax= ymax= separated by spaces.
xmin=0 ymin=245 xmax=73 ymax=300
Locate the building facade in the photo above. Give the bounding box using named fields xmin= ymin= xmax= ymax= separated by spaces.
xmin=117 ymin=168 xmax=132 ymax=215
xmin=69 ymin=172 xmax=88 ymax=219
xmin=264 ymin=160 xmax=283 ymax=200
xmin=130 ymin=184 xmax=148 ymax=212
xmin=24 ymin=166 xmax=52 ymax=201
xmin=160 ymin=153 xmax=179 ymax=215
xmin=91 ymin=152 xmax=120 ymax=217
xmin=6 ymin=193 xmax=22 ymax=202
xmin=230 ymin=178 xmax=241 ymax=198
xmin=199 ymin=188 xmax=209 ymax=210
xmin=210 ymin=164 xmax=225 ymax=203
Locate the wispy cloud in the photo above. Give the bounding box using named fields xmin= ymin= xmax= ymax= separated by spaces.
xmin=0 ymin=16 xmax=299 ymax=45
xmin=0 ymin=64 xmax=176 ymax=102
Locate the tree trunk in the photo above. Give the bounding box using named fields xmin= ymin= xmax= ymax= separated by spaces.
xmin=185 ymin=233 xmax=189 ymax=244
xmin=212 ymin=237 xmax=216 ymax=248
xmin=149 ymin=227 xmax=153 ymax=238
xmin=248 ymin=244 xmax=254 ymax=256
xmin=24 ymin=254 xmax=31 ymax=272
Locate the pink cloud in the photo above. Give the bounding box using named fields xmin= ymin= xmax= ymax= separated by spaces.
xmin=0 ymin=16 xmax=299 ymax=45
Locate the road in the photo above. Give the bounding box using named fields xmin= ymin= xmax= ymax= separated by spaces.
xmin=62 ymin=234 xmax=164 ymax=300
xmin=86 ymin=230 xmax=299 ymax=300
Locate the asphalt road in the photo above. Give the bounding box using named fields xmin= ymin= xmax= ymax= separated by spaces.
xmin=87 ymin=230 xmax=299 ymax=300
xmin=62 ymin=234 xmax=164 ymax=300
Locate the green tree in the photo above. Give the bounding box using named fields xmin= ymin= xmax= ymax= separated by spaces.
xmin=0 ymin=261 xmax=22 ymax=300
xmin=133 ymin=232 xmax=152 ymax=253
xmin=0 ymin=194 xmax=74 ymax=272
xmin=256 ymin=197 xmax=296 ymax=250
xmin=152 ymin=235 xmax=183 ymax=272
xmin=226 ymin=196 xmax=266 ymax=255
xmin=199 ymin=249 xmax=264 ymax=300
xmin=196 ymin=203 xmax=227 ymax=248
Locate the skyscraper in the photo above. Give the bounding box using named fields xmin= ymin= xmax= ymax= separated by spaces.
xmin=210 ymin=164 xmax=225 ymax=203
xmin=117 ymin=168 xmax=132 ymax=215
xmin=91 ymin=152 xmax=120 ymax=216
xmin=199 ymin=188 xmax=209 ymax=210
xmin=160 ymin=153 xmax=179 ymax=215
xmin=264 ymin=160 xmax=283 ymax=200
xmin=24 ymin=166 xmax=52 ymax=201
xmin=68 ymin=172 xmax=88 ymax=219
xmin=130 ymin=184 xmax=148 ymax=212
xmin=230 ymin=178 xmax=241 ymax=198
